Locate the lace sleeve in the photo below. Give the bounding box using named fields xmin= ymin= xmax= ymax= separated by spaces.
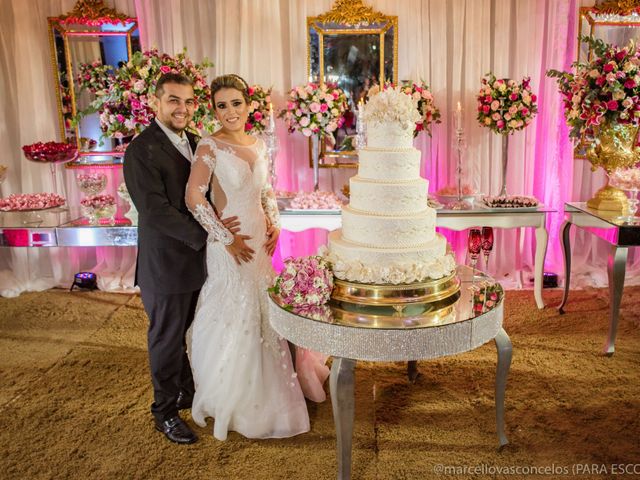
xmin=261 ymin=183 xmax=281 ymax=229
xmin=185 ymin=138 xmax=234 ymax=245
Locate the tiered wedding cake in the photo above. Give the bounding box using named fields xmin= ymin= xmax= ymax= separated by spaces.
xmin=326 ymin=88 xmax=456 ymax=286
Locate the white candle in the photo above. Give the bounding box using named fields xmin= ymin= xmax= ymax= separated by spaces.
xmin=268 ymin=102 xmax=275 ymax=132
xmin=455 ymin=101 xmax=462 ymax=130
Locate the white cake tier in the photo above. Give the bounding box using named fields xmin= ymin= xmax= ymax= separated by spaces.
xmin=367 ymin=121 xmax=414 ymax=149
xmin=358 ymin=148 xmax=421 ymax=182
xmin=341 ymin=205 xmax=436 ymax=248
xmin=326 ymin=231 xmax=456 ymax=284
xmin=349 ymin=176 xmax=429 ymax=215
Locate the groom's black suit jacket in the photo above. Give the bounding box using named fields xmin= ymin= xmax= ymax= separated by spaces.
xmin=123 ymin=121 xmax=207 ymax=294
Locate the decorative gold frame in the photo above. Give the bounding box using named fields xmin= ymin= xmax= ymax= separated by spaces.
xmin=307 ymin=0 xmax=398 ymax=168
xmin=47 ymin=0 xmax=138 ymax=165
xmin=575 ymin=1 xmax=640 ymax=157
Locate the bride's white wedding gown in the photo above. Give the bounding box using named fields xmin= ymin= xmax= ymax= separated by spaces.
xmin=185 ymin=136 xmax=325 ymax=441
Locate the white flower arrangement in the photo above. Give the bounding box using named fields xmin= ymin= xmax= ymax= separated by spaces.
xmin=363 ymin=87 xmax=422 ymax=130
xmin=320 ymin=246 xmax=456 ymax=285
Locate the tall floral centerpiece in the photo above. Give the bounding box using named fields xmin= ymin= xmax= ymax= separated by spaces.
xmin=476 ymin=73 xmax=538 ymax=196
xmin=548 ymin=36 xmax=640 ymax=211
xmin=87 ymin=48 xmax=214 ymax=139
xmin=279 ymin=82 xmax=348 ymax=190
xmin=401 ymin=81 xmax=441 ymax=137
xmin=244 ymin=84 xmax=272 ymax=134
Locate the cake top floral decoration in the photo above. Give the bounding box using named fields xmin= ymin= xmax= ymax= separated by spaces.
xmin=364 ymin=87 xmax=421 ymax=130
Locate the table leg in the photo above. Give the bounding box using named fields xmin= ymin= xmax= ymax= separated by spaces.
xmin=558 ymin=220 xmax=573 ymax=314
xmin=604 ymin=246 xmax=628 ymax=356
xmin=494 ymin=328 xmax=512 ymax=447
xmin=534 ymin=224 xmax=548 ymax=309
xmin=407 ymin=360 xmax=419 ymax=382
xmin=330 ymin=357 xmax=356 ymax=480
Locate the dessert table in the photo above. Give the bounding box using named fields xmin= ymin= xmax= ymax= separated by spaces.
xmin=268 ymin=266 xmax=511 ymax=480
xmin=0 ymin=207 xmax=136 ymax=247
xmin=558 ymin=202 xmax=640 ymax=355
xmin=280 ymin=205 xmax=552 ymax=309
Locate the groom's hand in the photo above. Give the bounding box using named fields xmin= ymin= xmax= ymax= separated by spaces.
xmin=264 ymin=225 xmax=280 ymax=256
xmin=221 ymin=216 xmax=241 ymax=235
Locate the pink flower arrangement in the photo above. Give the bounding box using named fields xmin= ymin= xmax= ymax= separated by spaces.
xmin=548 ymin=36 xmax=640 ymax=141
xmin=476 ymin=72 xmax=538 ymax=134
xmin=80 ymin=194 xmax=115 ymax=209
xmin=401 ymin=81 xmax=441 ymax=136
xmin=76 ymin=60 xmax=113 ymax=97
xmin=93 ymin=48 xmax=214 ymax=138
xmin=471 ymin=282 xmax=503 ymax=315
xmin=610 ymin=167 xmax=640 ymax=190
xmin=279 ymin=82 xmax=348 ymax=138
xmin=270 ymin=256 xmax=334 ymax=309
xmin=244 ymin=84 xmax=272 ymax=134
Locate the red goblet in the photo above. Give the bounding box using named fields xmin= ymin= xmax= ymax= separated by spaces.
xmin=481 ymin=227 xmax=494 ymax=270
xmin=468 ymin=228 xmax=482 ymax=277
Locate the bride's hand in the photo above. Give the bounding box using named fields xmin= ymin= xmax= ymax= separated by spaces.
xmin=264 ymin=225 xmax=280 ymax=256
xmin=226 ymin=233 xmax=255 ymax=265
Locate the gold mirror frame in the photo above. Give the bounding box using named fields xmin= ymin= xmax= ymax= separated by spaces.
xmin=307 ymin=0 xmax=398 ymax=168
xmin=575 ymin=0 xmax=640 ymax=157
xmin=48 ymin=0 xmax=139 ymax=166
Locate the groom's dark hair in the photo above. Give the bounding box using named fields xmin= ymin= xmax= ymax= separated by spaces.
xmin=155 ymin=73 xmax=193 ymax=98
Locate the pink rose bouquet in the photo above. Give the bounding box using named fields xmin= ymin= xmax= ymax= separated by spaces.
xmin=270 ymin=256 xmax=334 ymax=309
xmin=548 ymin=36 xmax=640 ymax=141
xmin=401 ymin=81 xmax=441 ymax=136
xmin=476 ymin=72 xmax=538 ymax=134
xmin=471 ymin=282 xmax=503 ymax=316
xmin=279 ymin=82 xmax=348 ymax=138
xmin=244 ymin=84 xmax=272 ymax=134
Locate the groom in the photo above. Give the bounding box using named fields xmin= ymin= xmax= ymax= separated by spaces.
xmin=124 ymin=73 xmax=238 ymax=444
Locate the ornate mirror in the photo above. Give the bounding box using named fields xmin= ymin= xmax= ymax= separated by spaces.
xmin=48 ymin=0 xmax=140 ymax=165
xmin=575 ymin=0 xmax=640 ymax=156
xmin=307 ymin=0 xmax=397 ymax=168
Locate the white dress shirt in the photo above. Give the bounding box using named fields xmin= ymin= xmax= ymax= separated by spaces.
xmin=155 ymin=118 xmax=193 ymax=162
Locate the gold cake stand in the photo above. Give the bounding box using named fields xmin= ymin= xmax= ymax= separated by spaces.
xmin=331 ymin=271 xmax=461 ymax=312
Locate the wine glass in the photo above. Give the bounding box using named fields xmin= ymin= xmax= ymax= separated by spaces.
xmin=468 ymin=228 xmax=482 ymax=278
xmin=481 ymin=227 xmax=494 ymax=270
xmin=624 ymin=188 xmax=640 ymax=225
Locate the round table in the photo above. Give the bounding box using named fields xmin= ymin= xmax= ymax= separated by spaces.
xmin=268 ymin=266 xmax=512 ymax=480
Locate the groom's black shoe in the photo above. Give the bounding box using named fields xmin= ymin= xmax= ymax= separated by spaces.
xmin=176 ymin=391 xmax=193 ymax=410
xmin=155 ymin=415 xmax=198 ymax=444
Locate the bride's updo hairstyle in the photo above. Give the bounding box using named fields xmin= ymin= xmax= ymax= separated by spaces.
xmin=210 ymin=74 xmax=250 ymax=106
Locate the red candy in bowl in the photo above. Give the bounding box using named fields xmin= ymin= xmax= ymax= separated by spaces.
xmin=22 ymin=141 xmax=78 ymax=163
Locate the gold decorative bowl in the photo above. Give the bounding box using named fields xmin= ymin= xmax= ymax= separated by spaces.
xmin=331 ymin=271 xmax=461 ymax=309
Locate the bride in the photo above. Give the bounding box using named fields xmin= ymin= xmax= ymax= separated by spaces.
xmin=185 ymin=74 xmax=328 ymax=440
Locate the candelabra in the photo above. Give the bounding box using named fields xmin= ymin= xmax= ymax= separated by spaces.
xmin=264 ymin=103 xmax=279 ymax=189
xmin=448 ymin=103 xmax=472 ymax=210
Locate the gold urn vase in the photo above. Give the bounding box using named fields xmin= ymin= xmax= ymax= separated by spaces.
xmin=586 ymin=122 xmax=640 ymax=211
